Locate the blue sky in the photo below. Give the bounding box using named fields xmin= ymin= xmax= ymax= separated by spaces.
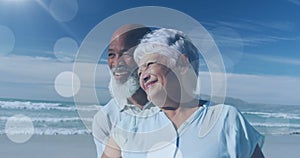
xmin=0 ymin=0 xmax=299 ymax=105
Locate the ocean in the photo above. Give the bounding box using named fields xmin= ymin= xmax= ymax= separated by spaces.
xmin=0 ymin=98 xmax=299 ymax=136
xmin=238 ymin=103 xmax=300 ymax=135
xmin=0 ymin=98 xmax=94 ymax=135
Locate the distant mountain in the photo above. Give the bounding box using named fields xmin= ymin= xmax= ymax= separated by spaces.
xmin=199 ymin=94 xmax=259 ymax=111
xmin=199 ymin=94 xmax=300 ymax=113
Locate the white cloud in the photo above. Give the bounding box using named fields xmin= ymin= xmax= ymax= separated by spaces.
xmin=1 ymin=55 xmax=299 ymax=105
xmin=228 ymin=73 xmax=300 ymax=105
xmin=240 ymin=35 xmax=296 ymax=46
xmin=198 ymin=72 xmax=300 ymax=105
xmin=208 ymin=19 xmax=295 ymax=32
xmin=0 ymin=55 xmax=71 ymax=84
xmin=288 ymin=0 xmax=300 ymax=6
xmin=210 ymin=29 xmax=295 ymax=47
xmin=245 ymin=53 xmax=300 ymax=66
xmin=204 ymin=19 xmax=298 ymax=47
xmin=0 ymin=55 xmax=110 ymax=102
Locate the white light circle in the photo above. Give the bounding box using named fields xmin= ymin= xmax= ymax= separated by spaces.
xmin=0 ymin=25 xmax=15 ymax=55
xmin=54 ymin=71 xmax=80 ymax=97
xmin=49 ymin=0 xmax=78 ymax=22
xmin=5 ymin=114 xmax=34 ymax=143
xmin=54 ymin=37 xmax=78 ymax=62
xmin=73 ymin=6 xmax=226 ymax=137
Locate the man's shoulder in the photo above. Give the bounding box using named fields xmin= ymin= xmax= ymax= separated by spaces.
xmin=93 ymin=98 xmax=124 ymax=127
xmin=93 ymin=99 xmax=120 ymax=119
xmin=100 ymin=98 xmax=122 ymax=112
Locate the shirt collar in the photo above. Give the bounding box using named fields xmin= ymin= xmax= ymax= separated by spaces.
xmin=121 ymin=102 xmax=161 ymax=117
xmin=119 ymin=101 xmax=155 ymax=112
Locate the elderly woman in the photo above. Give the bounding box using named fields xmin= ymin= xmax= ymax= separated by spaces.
xmin=102 ymin=28 xmax=264 ymax=158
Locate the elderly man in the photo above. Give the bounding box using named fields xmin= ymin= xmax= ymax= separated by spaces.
xmin=92 ymin=24 xmax=155 ymax=158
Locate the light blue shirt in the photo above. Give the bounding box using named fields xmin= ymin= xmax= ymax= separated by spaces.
xmin=92 ymin=98 xmax=161 ymax=158
xmin=111 ymin=102 xmax=264 ymax=158
xmin=93 ymin=99 xmax=119 ymax=157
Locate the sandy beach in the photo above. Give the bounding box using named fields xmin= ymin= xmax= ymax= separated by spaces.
xmin=263 ymin=135 xmax=300 ymax=158
xmin=0 ymin=134 xmax=97 ymax=158
xmin=0 ymin=134 xmax=299 ymax=158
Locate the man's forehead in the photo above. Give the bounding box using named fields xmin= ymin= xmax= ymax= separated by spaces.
xmin=108 ymin=36 xmax=134 ymax=52
xmin=109 ymin=35 xmax=140 ymax=54
xmin=109 ymin=33 xmax=126 ymax=45
xmin=112 ymin=24 xmax=145 ymax=38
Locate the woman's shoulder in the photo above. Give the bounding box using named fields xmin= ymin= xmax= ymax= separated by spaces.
xmin=207 ymin=103 xmax=241 ymax=116
xmin=199 ymin=103 xmax=242 ymax=136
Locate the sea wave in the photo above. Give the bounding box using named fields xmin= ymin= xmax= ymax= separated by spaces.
xmin=251 ymin=122 xmax=300 ymax=128
xmin=243 ymin=111 xmax=300 ymax=120
xmin=0 ymin=116 xmax=93 ymax=123
xmin=0 ymin=100 xmax=99 ymax=111
xmin=0 ymin=128 xmax=91 ymax=135
xmin=260 ymin=130 xmax=300 ymax=135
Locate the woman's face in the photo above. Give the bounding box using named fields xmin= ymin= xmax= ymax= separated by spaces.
xmin=138 ymin=53 xmax=181 ymax=107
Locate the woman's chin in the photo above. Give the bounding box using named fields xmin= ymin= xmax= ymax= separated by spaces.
xmin=148 ymin=93 xmax=167 ymax=107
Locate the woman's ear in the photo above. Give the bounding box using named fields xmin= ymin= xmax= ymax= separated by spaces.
xmin=177 ymin=54 xmax=190 ymax=75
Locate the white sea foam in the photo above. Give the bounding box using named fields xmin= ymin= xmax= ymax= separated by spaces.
xmin=243 ymin=111 xmax=300 ymax=120
xmin=0 ymin=100 xmax=72 ymax=110
xmin=0 ymin=128 xmax=90 ymax=135
xmin=1 ymin=99 xmax=299 ymax=136
xmin=251 ymin=122 xmax=300 ymax=128
xmin=259 ymin=130 xmax=300 ymax=135
xmin=0 ymin=100 xmax=99 ymax=111
xmin=0 ymin=116 xmax=93 ymax=123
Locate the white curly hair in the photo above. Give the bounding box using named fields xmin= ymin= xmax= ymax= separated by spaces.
xmin=133 ymin=28 xmax=199 ymax=75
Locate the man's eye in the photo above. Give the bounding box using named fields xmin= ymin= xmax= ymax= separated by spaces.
xmin=108 ymin=53 xmax=115 ymax=58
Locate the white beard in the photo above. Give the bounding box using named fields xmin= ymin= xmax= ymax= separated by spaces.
xmin=109 ymin=70 xmax=140 ymax=107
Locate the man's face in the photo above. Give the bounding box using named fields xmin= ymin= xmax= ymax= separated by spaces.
xmin=108 ymin=34 xmax=138 ymax=84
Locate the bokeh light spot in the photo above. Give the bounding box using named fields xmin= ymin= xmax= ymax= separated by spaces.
xmin=54 ymin=71 xmax=80 ymax=97
xmin=54 ymin=37 xmax=78 ymax=62
xmin=49 ymin=0 xmax=78 ymax=22
xmin=0 ymin=25 xmax=15 ymax=55
xmin=5 ymin=114 xmax=34 ymax=143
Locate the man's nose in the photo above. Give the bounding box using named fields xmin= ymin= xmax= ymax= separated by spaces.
xmin=115 ymin=55 xmax=125 ymax=66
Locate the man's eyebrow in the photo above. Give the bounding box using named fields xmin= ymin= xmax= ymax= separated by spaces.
xmin=108 ymin=48 xmax=114 ymax=52
xmin=120 ymin=49 xmax=129 ymax=53
xmin=108 ymin=49 xmax=129 ymax=53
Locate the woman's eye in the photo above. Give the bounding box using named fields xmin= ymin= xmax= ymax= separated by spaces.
xmin=147 ymin=62 xmax=155 ymax=67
